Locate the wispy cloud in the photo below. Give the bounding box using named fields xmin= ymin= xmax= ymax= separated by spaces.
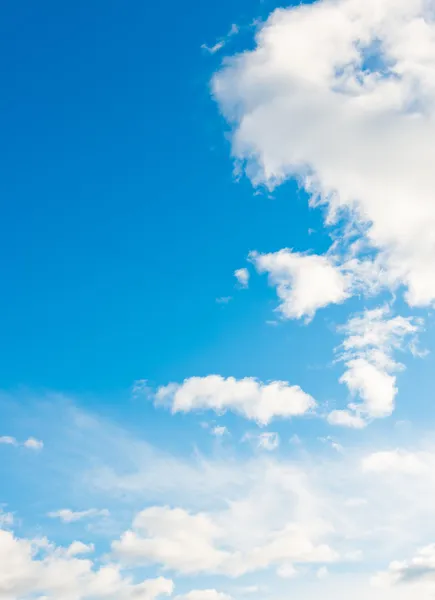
xmin=201 ymin=23 xmax=239 ymax=55
xmin=48 ymin=508 xmax=110 ymax=523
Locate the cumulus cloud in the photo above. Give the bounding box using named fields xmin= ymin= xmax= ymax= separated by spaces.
xmin=234 ymin=268 xmax=250 ymax=288
xmin=23 ymin=437 xmax=44 ymax=450
xmin=113 ymin=463 xmax=338 ymax=577
xmin=327 ymin=410 xmax=366 ymax=429
xmin=7 ymin=399 xmax=435 ymax=597
xmin=113 ymin=504 xmax=336 ymax=576
xmin=374 ymin=544 xmax=435 ymax=589
xmin=250 ymin=249 xmax=350 ymax=320
xmin=48 ymin=508 xmax=110 ymax=523
xmin=328 ymin=306 xmax=422 ymax=426
xmin=113 ymin=507 xmax=230 ymax=574
xmin=0 ymin=527 xmax=173 ymax=600
xmin=213 ymin=0 xmax=435 ymax=309
xmin=155 ymin=375 xmax=316 ymax=425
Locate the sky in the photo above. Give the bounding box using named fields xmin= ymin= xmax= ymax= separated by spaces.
xmin=3 ymin=0 xmax=435 ymax=598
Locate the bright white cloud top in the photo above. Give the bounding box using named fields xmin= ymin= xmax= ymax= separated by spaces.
xmin=213 ymin=0 xmax=435 ymax=309
xmin=156 ymin=375 xmax=316 ymax=424
xmin=234 ymin=267 xmax=250 ymax=288
xmin=250 ymin=249 xmax=350 ymax=321
xmin=0 ymin=526 xmax=174 ymax=600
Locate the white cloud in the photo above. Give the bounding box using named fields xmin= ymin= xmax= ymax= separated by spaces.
xmin=211 ymin=426 xmax=229 ymax=437
xmin=0 ymin=436 xmax=17 ymax=446
xmin=48 ymin=508 xmax=110 ymax=523
xmin=113 ymin=460 xmax=339 ymax=577
xmin=17 ymin=399 xmax=435 ymax=598
xmin=236 ymin=585 xmax=263 ymax=595
xmin=213 ymin=0 xmax=435 ymax=309
xmin=113 ymin=502 xmax=337 ymax=576
xmin=202 ymin=41 xmax=225 ymax=55
xmin=257 ymin=432 xmax=280 ymax=451
xmin=0 ymin=436 xmax=44 ymax=450
xmin=23 ymin=437 xmax=44 ymax=450
xmin=202 ymin=23 xmax=239 ymax=55
xmin=0 ymin=511 xmax=13 ymax=528
xmin=362 ymin=450 xmax=428 ymax=475
xmin=250 ymin=249 xmax=350 ymax=320
xmin=276 ymin=563 xmax=298 ymax=578
xmin=0 ymin=527 xmax=174 ymax=600
xmin=113 ymin=507 xmax=229 ymax=574
xmin=328 ymin=306 xmax=422 ymax=426
xmin=234 ymin=268 xmax=250 ymax=288
xmin=374 ymin=543 xmax=435 ymax=590
xmin=156 ymin=375 xmax=316 ymax=425
xmin=66 ymin=541 xmax=95 ymax=556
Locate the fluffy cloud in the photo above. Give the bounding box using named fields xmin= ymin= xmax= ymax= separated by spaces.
xmin=328 ymin=306 xmax=422 ymax=426
xmin=327 ymin=410 xmax=366 ymax=429
xmin=113 ymin=463 xmax=338 ymax=577
xmin=213 ymin=0 xmax=435 ymax=308
xmin=0 ymin=527 xmax=173 ymax=600
xmin=48 ymin=508 xmax=110 ymax=523
xmin=7 ymin=399 xmax=435 ymax=597
xmin=234 ymin=268 xmax=250 ymax=288
xmin=374 ymin=544 xmax=435 ymax=590
xmin=23 ymin=437 xmax=44 ymax=450
xmin=362 ymin=450 xmax=430 ymax=475
xmin=156 ymin=375 xmax=316 ymax=425
xmin=250 ymin=249 xmax=350 ymax=320
xmin=114 ymin=504 xmax=336 ymax=577
xmin=113 ymin=507 xmax=229 ymax=574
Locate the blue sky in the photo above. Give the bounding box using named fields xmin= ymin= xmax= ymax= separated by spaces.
xmin=0 ymin=0 xmax=327 ymax=396
xmin=3 ymin=0 xmax=435 ymax=599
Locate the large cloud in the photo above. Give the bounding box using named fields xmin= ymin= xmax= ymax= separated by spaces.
xmin=0 ymin=527 xmax=173 ymax=600
xmin=6 ymin=400 xmax=435 ymax=598
xmin=113 ymin=504 xmax=337 ymax=577
xmin=156 ymin=375 xmax=316 ymax=425
xmin=374 ymin=543 xmax=435 ymax=592
xmin=213 ymin=0 xmax=435 ymax=308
